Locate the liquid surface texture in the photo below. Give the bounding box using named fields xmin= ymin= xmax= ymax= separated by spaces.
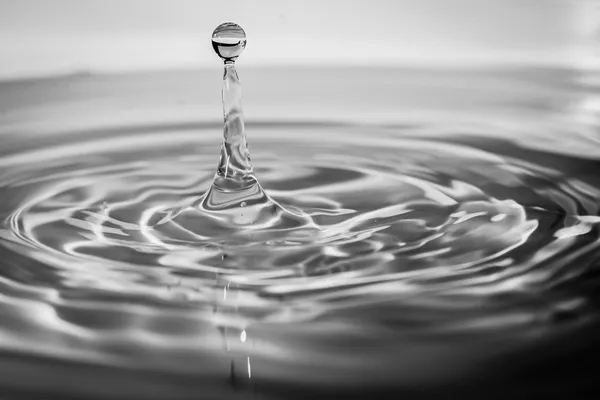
xmin=0 ymin=66 xmax=600 ymax=399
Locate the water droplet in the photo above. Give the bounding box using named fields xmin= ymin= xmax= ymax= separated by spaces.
xmin=212 ymin=22 xmax=246 ymax=63
xmin=241 ymin=201 xmax=247 ymax=207
xmin=240 ymin=329 xmax=247 ymax=342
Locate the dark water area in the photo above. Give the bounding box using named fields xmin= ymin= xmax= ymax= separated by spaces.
xmin=0 ymin=67 xmax=599 ymax=399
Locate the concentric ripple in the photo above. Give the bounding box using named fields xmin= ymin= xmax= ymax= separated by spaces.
xmin=3 ymin=122 xmax=599 ymax=304
xmin=1 ymin=120 xmax=600 ymax=396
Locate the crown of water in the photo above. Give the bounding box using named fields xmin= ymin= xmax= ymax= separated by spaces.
xmin=212 ymin=22 xmax=246 ymax=63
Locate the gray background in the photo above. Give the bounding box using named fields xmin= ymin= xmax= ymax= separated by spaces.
xmin=0 ymin=0 xmax=595 ymax=79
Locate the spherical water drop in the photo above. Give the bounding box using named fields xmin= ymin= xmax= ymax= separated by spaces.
xmin=241 ymin=202 xmax=247 ymax=207
xmin=212 ymin=22 xmax=246 ymax=63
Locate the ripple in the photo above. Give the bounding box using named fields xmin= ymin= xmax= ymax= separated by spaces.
xmin=1 ymin=121 xmax=600 ymax=396
xmin=1 ymin=123 xmax=597 ymax=299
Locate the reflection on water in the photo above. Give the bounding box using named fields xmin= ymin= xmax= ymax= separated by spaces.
xmin=0 ymin=67 xmax=600 ymax=399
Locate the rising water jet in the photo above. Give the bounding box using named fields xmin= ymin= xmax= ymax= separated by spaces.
xmin=152 ymin=22 xmax=312 ymax=240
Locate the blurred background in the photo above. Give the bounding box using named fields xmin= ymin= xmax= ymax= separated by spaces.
xmin=0 ymin=0 xmax=597 ymax=79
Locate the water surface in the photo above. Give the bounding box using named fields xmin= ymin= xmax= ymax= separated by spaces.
xmin=1 ymin=67 xmax=599 ymax=399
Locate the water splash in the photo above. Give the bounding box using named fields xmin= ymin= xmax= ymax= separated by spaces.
xmin=212 ymin=22 xmax=254 ymax=187
xmin=153 ymin=23 xmax=310 ymax=238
